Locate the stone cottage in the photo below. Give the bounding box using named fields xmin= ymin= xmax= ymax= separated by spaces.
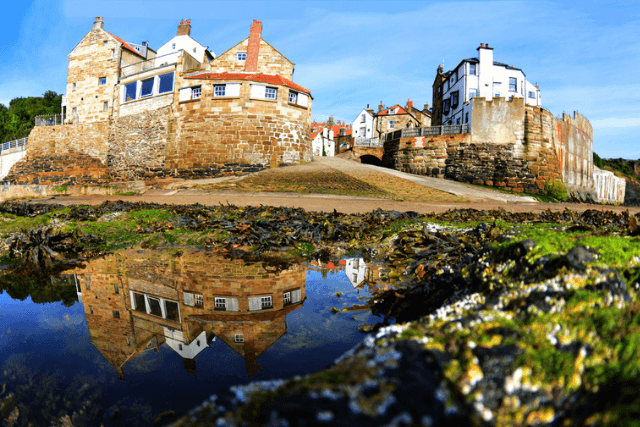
xmin=5 ymin=18 xmax=312 ymax=185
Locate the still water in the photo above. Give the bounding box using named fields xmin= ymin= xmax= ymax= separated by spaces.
xmin=0 ymin=249 xmax=381 ymax=426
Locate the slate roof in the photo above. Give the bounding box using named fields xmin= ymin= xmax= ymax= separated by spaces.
xmin=186 ymin=72 xmax=311 ymax=94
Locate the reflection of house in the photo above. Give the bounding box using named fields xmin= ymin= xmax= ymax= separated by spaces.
xmin=345 ymin=258 xmax=367 ymax=288
xmin=73 ymin=250 xmax=306 ymax=379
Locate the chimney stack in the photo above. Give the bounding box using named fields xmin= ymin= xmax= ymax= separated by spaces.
xmin=378 ymin=101 xmax=384 ymax=113
xmin=93 ymin=17 xmax=104 ymax=30
xmin=245 ymin=20 xmax=263 ymax=72
xmin=407 ymin=99 xmax=413 ymax=109
xmin=177 ymin=19 xmax=191 ymax=36
xmin=424 ymin=102 xmax=429 ymax=111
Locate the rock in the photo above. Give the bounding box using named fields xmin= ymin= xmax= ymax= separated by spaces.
xmin=563 ymin=246 xmax=595 ymax=271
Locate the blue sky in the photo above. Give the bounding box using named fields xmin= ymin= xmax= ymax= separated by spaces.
xmin=1 ymin=0 xmax=638 ymax=158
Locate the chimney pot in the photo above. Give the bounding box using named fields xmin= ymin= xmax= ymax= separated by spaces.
xmin=93 ymin=17 xmax=104 ymax=30
xmin=177 ymin=19 xmax=192 ymax=36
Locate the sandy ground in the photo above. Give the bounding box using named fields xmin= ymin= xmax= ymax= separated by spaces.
xmin=28 ymin=156 xmax=640 ymax=215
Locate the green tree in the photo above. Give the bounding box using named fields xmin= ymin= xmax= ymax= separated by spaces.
xmin=0 ymin=91 xmax=62 ymax=143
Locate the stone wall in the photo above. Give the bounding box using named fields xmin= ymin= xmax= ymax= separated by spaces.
xmin=384 ymin=134 xmax=467 ymax=179
xmin=211 ymin=38 xmax=295 ymax=80
xmin=554 ymin=111 xmax=593 ymax=195
xmin=593 ymin=168 xmax=626 ymax=204
xmin=5 ymin=123 xmax=111 ymax=185
xmin=168 ymin=80 xmax=312 ymax=170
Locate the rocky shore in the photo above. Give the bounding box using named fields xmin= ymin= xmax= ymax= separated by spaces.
xmin=1 ymin=202 xmax=639 ymax=426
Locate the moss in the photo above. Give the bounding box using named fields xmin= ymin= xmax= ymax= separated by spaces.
xmin=544 ymin=179 xmax=569 ymax=201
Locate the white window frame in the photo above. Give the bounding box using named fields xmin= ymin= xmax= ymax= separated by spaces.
xmin=389 ymin=120 xmax=395 ymax=129
xmin=172 ymin=43 xmax=176 ymax=50
xmin=265 ymin=87 xmax=277 ymax=100
xmin=283 ymin=292 xmax=291 ymax=305
xmin=215 ymin=297 xmax=227 ymax=310
xmin=237 ymin=52 xmax=247 ymax=61
xmin=235 ymin=334 xmax=244 ymax=343
xmin=261 ymin=296 xmax=273 ymax=310
xmin=130 ymin=291 xmax=181 ymax=322
xmin=192 ymin=86 xmax=201 ymax=99
xmin=288 ymin=91 xmax=297 ymax=104
xmin=509 ymin=77 xmax=517 ymax=92
xmin=361 ymin=114 xmax=366 ymax=123
xmin=140 ymin=78 xmax=154 ymax=98
xmin=528 ymin=91 xmax=535 ymax=99
xmin=195 ymin=294 xmax=204 ymax=307
xmin=214 ymin=84 xmax=226 ymax=97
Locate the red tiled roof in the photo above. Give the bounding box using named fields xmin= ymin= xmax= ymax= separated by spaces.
xmin=376 ymin=104 xmax=408 ymax=116
xmin=105 ymin=30 xmax=145 ymax=58
xmin=311 ymin=131 xmax=320 ymax=139
xmin=186 ymin=72 xmax=311 ymax=94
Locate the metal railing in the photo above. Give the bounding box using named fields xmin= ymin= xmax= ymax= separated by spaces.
xmin=386 ymin=124 xmax=469 ymax=140
xmin=35 ymin=114 xmax=65 ymax=127
xmin=120 ymin=52 xmax=178 ymax=78
xmin=354 ymin=137 xmax=383 ymax=147
xmin=0 ymin=137 xmax=27 ymax=153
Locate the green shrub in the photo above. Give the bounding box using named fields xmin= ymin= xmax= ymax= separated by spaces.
xmin=544 ymin=179 xmax=568 ymax=201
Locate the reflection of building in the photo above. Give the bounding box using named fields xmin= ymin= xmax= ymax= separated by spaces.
xmin=345 ymin=258 xmax=367 ymax=288
xmin=72 ymin=250 xmax=306 ymax=379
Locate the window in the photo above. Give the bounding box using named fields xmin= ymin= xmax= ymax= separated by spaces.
xmin=72 ymin=107 xmax=77 ymax=115
xmin=215 ymin=297 xmax=227 ymax=311
xmin=103 ymin=41 xmax=108 ymax=47
xmin=237 ymin=52 xmax=247 ymax=61
xmin=469 ymin=63 xmax=476 ymax=75
xmin=165 ymin=301 xmax=180 ymax=322
xmin=214 ymin=85 xmax=226 ymax=97
xmin=72 ymin=82 xmax=76 ymax=91
xmin=114 ymin=283 xmax=119 ymax=294
xmin=261 ymin=296 xmax=273 ymax=310
xmin=465 ymin=112 xmax=469 ymax=123
xmin=360 ymin=127 xmax=366 ymax=136
xmin=158 ymin=72 xmax=174 ymax=94
xmin=140 ymin=78 xmax=154 ymax=98
xmin=192 ymin=86 xmax=201 ymax=99
xmin=443 ymin=98 xmax=451 ymax=115
xmin=98 ymin=77 xmax=106 ymax=85
xmin=235 ymin=334 xmax=244 ymax=343
xmin=89 ymin=306 xmax=93 ymax=314
xmin=113 ymin=310 xmax=120 ymax=318
xmin=172 ymin=43 xmax=176 ymax=50
xmin=469 ymin=89 xmax=477 ymax=98
xmin=133 ymin=293 xmax=146 ymax=312
xmin=528 ymin=91 xmax=535 ymax=99
xmin=125 ymin=82 xmax=137 ymax=101
xmin=195 ymin=294 xmax=204 ymax=307
xmin=193 ymin=47 xmax=197 ymax=53
xmin=361 ymin=114 xmax=366 ymax=123
xmin=437 ymin=86 xmax=442 ymax=98
xmin=265 ymin=87 xmax=277 ymax=100
xmin=495 ymin=92 xmax=500 ymax=97
xmin=111 ymin=50 xmax=115 ymax=58
xmin=288 ymin=91 xmax=297 ymax=104
xmin=389 ymin=120 xmax=395 ymax=129
xmin=451 ymin=91 xmax=459 ymax=108
xmin=450 ymin=75 xmax=456 ymax=85
xmin=509 ymin=77 xmax=517 ymax=92
xmin=283 ymin=292 xmax=291 ymax=305
xmin=389 ymin=108 xmax=394 ymax=114
xmin=148 ymin=297 xmax=162 ymax=317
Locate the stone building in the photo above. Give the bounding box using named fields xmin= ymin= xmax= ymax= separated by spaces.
xmin=5 ymin=18 xmax=312 ymax=185
xmin=373 ymin=100 xmax=431 ymax=138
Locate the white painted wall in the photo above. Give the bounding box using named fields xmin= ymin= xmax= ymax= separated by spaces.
xmin=440 ymin=45 xmax=542 ymax=126
xmin=164 ymin=329 xmax=211 ymax=359
xmin=352 ymin=109 xmax=374 ymax=139
xmin=593 ymin=167 xmax=626 ymax=204
xmin=345 ymin=257 xmax=367 ymax=288
xmin=0 ymin=146 xmax=27 ymax=179
xmin=156 ymin=35 xmax=212 ymax=64
xmin=312 ymin=128 xmax=335 ymax=157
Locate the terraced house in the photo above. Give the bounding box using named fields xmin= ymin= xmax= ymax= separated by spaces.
xmin=6 ymin=18 xmax=312 ymax=185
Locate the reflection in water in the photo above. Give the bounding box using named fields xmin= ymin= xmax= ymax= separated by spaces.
xmin=71 ymin=249 xmax=307 ymax=379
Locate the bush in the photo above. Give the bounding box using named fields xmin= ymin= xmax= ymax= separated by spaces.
xmin=544 ymin=179 xmax=568 ymax=201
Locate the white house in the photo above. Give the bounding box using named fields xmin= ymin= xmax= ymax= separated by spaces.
xmin=435 ymin=43 xmax=542 ymax=126
xmin=155 ymin=19 xmax=214 ymax=65
xmin=345 ymin=257 xmax=367 ymax=288
xmin=311 ymin=127 xmax=335 ymax=157
xmin=351 ymin=108 xmax=375 ymax=140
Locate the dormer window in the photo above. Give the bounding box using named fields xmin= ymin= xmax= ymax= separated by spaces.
xmin=237 ymin=52 xmax=247 ymax=61
xmin=389 ymin=108 xmax=394 ymax=115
